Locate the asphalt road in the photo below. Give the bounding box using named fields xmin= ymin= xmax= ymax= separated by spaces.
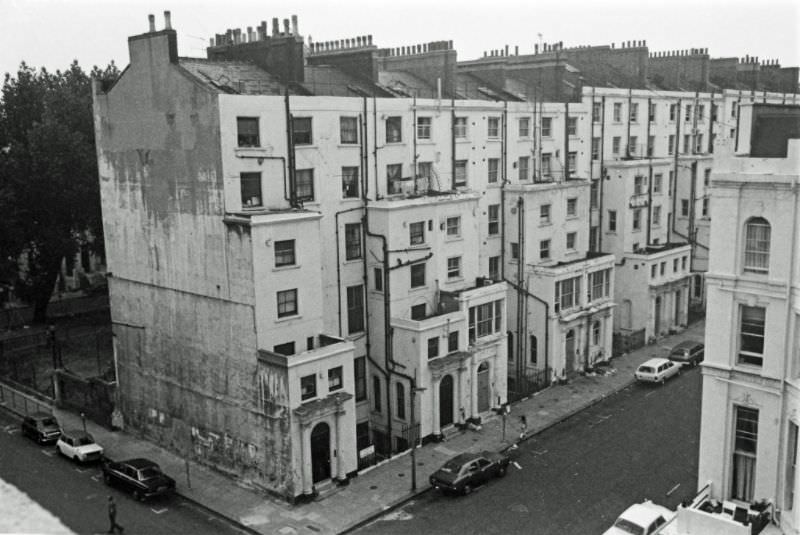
xmin=0 ymin=410 xmax=248 ymax=535
xmin=359 ymin=366 xmax=702 ymax=535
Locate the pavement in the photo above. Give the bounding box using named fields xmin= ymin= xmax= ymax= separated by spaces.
xmin=5 ymin=320 xmax=705 ymax=535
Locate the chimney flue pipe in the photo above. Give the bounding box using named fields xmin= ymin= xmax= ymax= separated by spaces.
xmin=164 ymin=11 xmax=172 ymax=30
xmin=291 ymin=15 xmax=298 ymax=35
xmin=148 ymin=14 xmax=155 ymax=32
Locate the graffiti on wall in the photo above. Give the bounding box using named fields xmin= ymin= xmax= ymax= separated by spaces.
xmin=190 ymin=425 xmax=260 ymax=470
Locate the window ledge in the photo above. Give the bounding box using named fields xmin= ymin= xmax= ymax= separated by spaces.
xmin=417 ymin=139 xmax=435 ymax=144
xmin=276 ymin=314 xmax=302 ymax=323
xmin=539 ymin=221 xmax=552 ymax=227
xmin=445 ymin=236 xmax=463 ymax=242
xmin=343 ymin=258 xmax=363 ymax=265
xmin=445 ymin=277 xmax=465 ymax=284
xmin=294 ymin=144 xmax=317 ymax=149
xmin=273 ymin=264 xmax=301 ymax=273
xmin=338 ymin=143 xmax=360 ymax=148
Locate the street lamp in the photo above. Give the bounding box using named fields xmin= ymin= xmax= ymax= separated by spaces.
xmin=410 ymin=372 xmax=426 ymax=491
xmin=81 ymin=412 xmax=87 ymax=434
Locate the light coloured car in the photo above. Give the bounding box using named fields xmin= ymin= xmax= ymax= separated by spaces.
xmin=603 ymin=500 xmax=676 ymax=535
xmin=634 ymin=357 xmax=681 ymax=384
xmin=56 ymin=430 xmax=104 ymax=463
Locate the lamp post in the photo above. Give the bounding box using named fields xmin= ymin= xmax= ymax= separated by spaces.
xmin=81 ymin=412 xmax=86 ymax=435
xmin=410 ymin=371 xmax=426 ymax=491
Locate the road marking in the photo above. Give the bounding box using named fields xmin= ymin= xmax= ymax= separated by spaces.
xmin=512 ymin=461 xmax=522 ymax=470
xmin=645 ymin=390 xmax=657 ymax=397
xmin=6 ymin=428 xmax=19 ymax=435
xmin=41 ymin=449 xmax=56 ymax=457
xmin=532 ymin=449 xmax=548 ymax=456
xmin=74 ymin=467 xmax=91 ymax=473
xmin=151 ymin=507 xmax=168 ymax=514
xmin=597 ymin=414 xmax=612 ymax=420
xmin=666 ymin=483 xmax=681 ymax=496
xmin=91 ymin=474 xmax=102 ymax=482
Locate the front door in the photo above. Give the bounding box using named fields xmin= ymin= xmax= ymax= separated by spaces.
xmin=310 ymin=422 xmax=331 ymax=484
xmin=565 ymin=329 xmax=575 ymax=373
xmin=654 ymin=296 xmax=662 ymax=337
xmin=674 ymin=290 xmax=681 ymax=325
xmin=477 ymin=362 xmax=490 ymax=413
xmin=439 ymin=375 xmax=454 ymax=427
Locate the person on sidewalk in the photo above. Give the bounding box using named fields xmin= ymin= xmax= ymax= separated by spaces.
xmin=107 ymin=496 xmax=124 ymax=534
xmin=510 ymin=415 xmax=528 ymax=450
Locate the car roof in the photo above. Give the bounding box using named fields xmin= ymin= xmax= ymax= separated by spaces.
xmin=619 ymin=501 xmax=672 ymax=525
xmin=29 ymin=412 xmax=55 ymax=419
xmin=447 ymin=453 xmax=481 ymax=465
xmin=672 ymin=340 xmax=703 ymax=350
xmin=124 ymin=458 xmax=158 ymax=469
xmin=62 ymin=430 xmax=92 ymax=439
xmin=640 ymin=357 xmax=671 ymax=367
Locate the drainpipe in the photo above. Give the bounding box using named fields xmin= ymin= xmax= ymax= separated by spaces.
xmin=284 ymin=88 xmax=298 ymax=207
xmin=708 ymin=92 xmax=715 ymax=154
xmin=451 ymin=97 xmax=456 ymax=190
xmin=413 ymin=96 xmax=418 ymax=193
xmin=646 ymin=97 xmax=653 ymax=246
xmin=563 ymin=101 xmax=570 ymax=180
xmin=775 ymin=172 xmax=799 ymax=511
xmin=688 ymin=161 xmax=697 ymax=263
xmin=733 ymin=95 xmax=742 ymax=153
xmin=373 ymin=96 xmax=379 ymax=195
xmin=360 ymin=102 xmax=372 ymax=366
xmin=670 ymin=100 xmax=682 ymax=243
xmin=516 ymin=197 xmax=525 ymax=383
xmin=598 ymin=96 xmax=606 ymax=252
xmin=501 ymin=102 xmax=508 ymax=280
xmin=626 ymin=89 xmax=632 ymax=158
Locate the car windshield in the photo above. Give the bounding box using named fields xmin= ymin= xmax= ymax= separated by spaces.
xmin=440 ymin=459 xmax=465 ymax=473
xmin=40 ymin=418 xmax=57 ymax=427
xmin=639 ymin=366 xmax=654 ymax=374
xmin=77 ymin=435 xmax=95 ymax=446
xmin=612 ymin=518 xmax=644 ymax=535
xmin=138 ymin=467 xmax=161 ymax=481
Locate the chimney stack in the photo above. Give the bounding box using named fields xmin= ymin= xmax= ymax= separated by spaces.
xmin=164 ymin=11 xmax=172 ymax=30
xmin=534 ymin=43 xmax=539 ymax=54
xmin=272 ymin=18 xmax=279 ymax=36
xmin=291 ymin=15 xmax=298 ymax=35
xmin=148 ymin=14 xmax=155 ymax=32
xmin=283 ymin=19 xmax=290 ymax=35
xmin=505 ymin=44 xmax=509 ymax=56
xmin=515 ymin=45 xmax=519 ymax=55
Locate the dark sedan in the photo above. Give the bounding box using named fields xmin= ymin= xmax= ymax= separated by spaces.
xmin=102 ymin=458 xmax=176 ymax=501
xmin=429 ymin=451 xmax=510 ymax=495
xmin=21 ymin=412 xmax=61 ymax=445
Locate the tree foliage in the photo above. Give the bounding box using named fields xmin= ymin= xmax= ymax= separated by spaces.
xmin=0 ymin=60 xmax=119 ymax=322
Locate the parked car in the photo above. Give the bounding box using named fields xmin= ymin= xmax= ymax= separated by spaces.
xmin=429 ymin=451 xmax=510 ymax=495
xmin=603 ymin=500 xmax=675 ymax=534
xmin=634 ymin=358 xmax=681 ymax=384
xmin=56 ymin=430 xmax=104 ymax=463
xmin=667 ymin=340 xmax=705 ymax=367
xmin=102 ymin=458 xmax=176 ymax=501
xmin=21 ymin=412 xmax=61 ymax=445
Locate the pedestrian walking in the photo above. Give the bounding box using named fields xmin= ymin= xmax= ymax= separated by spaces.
xmin=519 ymin=415 xmax=528 ymax=441
xmin=107 ymin=495 xmax=124 ymax=534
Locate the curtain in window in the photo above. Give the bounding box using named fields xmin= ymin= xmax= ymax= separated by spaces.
xmin=732 ymin=452 xmax=756 ymax=501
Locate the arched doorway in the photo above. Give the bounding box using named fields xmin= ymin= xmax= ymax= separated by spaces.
xmin=439 ymin=375 xmax=454 ymax=427
xmin=310 ymin=422 xmax=331 ymax=484
xmin=565 ymin=329 xmax=576 ymax=373
xmin=477 ymin=362 xmax=490 ymax=413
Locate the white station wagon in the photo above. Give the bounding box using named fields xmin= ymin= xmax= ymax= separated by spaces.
xmin=56 ymin=430 xmax=104 ymax=463
xmin=634 ymin=357 xmax=681 ymax=384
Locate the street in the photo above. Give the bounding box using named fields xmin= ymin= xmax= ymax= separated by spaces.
xmin=0 ymin=410 xmax=248 ymax=535
xmin=359 ymin=366 xmax=702 ymax=535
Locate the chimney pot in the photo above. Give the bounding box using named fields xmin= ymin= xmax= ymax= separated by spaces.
xmin=272 ymin=18 xmax=279 ymax=36
xmin=291 ymin=15 xmax=298 ymax=35
xmin=611 ymin=42 xmax=615 ymax=49
xmin=368 ymin=35 xmax=373 ymax=45
xmin=448 ymin=40 xmax=453 ymax=50
xmin=505 ymin=44 xmax=509 ymax=56
xmin=148 ymin=14 xmax=155 ymax=32
xmin=534 ymin=43 xmax=539 ymax=54
xmin=164 ymin=10 xmax=172 ymax=30
xmin=283 ymin=19 xmax=290 ymax=35
xmin=515 ymin=45 xmax=519 ymax=55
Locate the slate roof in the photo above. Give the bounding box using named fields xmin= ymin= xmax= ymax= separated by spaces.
xmin=179 ymin=58 xmax=287 ymax=95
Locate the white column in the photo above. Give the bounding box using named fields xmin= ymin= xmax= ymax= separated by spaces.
xmin=335 ymin=413 xmax=345 ymax=480
xmin=432 ymin=377 xmax=441 ymax=436
xmin=470 ymin=358 xmax=478 ymax=418
xmin=301 ymin=424 xmax=313 ymax=495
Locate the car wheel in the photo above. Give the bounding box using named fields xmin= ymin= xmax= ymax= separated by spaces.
xmin=462 ymin=484 xmax=473 ymax=496
xmin=73 ymin=455 xmax=80 ymax=463
xmin=497 ymin=465 xmax=507 ymax=478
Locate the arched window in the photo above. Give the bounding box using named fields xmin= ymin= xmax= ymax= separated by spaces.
xmin=592 ymin=321 xmax=601 ymax=345
xmin=396 ymin=382 xmax=405 ymax=420
xmin=743 ymin=217 xmax=771 ymax=273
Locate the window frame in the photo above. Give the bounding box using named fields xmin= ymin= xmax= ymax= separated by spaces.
xmin=240 ymin=172 xmax=263 ymax=208
xmin=341 ymin=166 xmax=359 ymax=198
xmin=409 ymin=221 xmax=425 ymax=245
xmin=277 ymin=289 xmax=298 ymax=318
xmin=487 ymin=158 xmax=499 ymax=183
xmin=386 ymin=116 xmax=402 ymax=143
xmin=518 ymin=117 xmax=531 ymax=137
xmin=738 ymin=305 xmax=766 ymax=367
xmin=328 ymin=366 xmax=343 ymax=392
xmin=345 ymin=222 xmax=362 ymax=260
xmin=488 ymin=204 xmax=500 ymax=235
xmin=295 ymin=168 xmax=315 ymax=202
xmin=540 ymin=239 xmax=551 ymax=260
xmin=454 ymin=117 xmax=467 ymax=139
xmin=274 ymin=239 xmax=296 ymax=267
xmin=446 ymin=216 xmax=461 ymax=238
xmin=743 ymin=217 xmax=771 ymax=274
xmin=454 ymin=160 xmax=468 ymax=188
xmin=347 ymin=284 xmax=365 ymax=334
xmin=237 ymin=117 xmax=260 ymax=147
xmin=340 ymin=116 xmax=358 ymax=144
xmin=301 ymin=374 xmax=317 ymax=401
xmin=487 ymin=117 xmax=500 ymax=138
xmin=416 ymin=116 xmax=432 ymax=140
xmin=292 ymin=117 xmax=313 ymax=145
xmin=447 ymin=256 xmax=462 ymax=279
xmin=410 ymin=263 xmax=426 ymax=288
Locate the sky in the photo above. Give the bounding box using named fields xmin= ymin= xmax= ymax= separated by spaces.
xmin=0 ymin=0 xmax=798 ymax=78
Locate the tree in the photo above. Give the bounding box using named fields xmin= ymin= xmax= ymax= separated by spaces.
xmin=0 ymin=61 xmax=119 ymax=323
